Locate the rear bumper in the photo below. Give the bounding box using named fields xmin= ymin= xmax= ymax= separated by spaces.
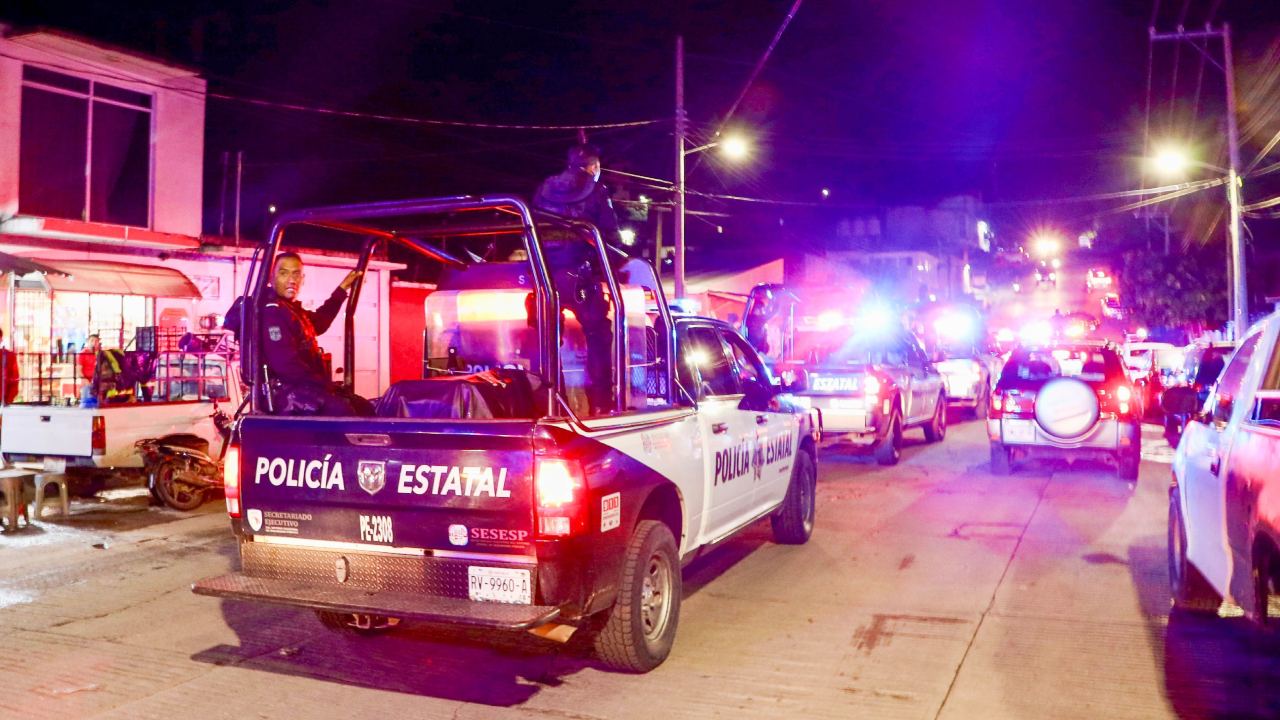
xmin=192 ymin=537 xmax=572 ymax=631
xmin=987 ymin=416 xmax=1138 ymax=452
xmin=193 ymin=572 xmax=561 ymax=630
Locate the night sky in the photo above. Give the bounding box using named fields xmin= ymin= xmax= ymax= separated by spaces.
xmin=6 ymin=1 xmax=1280 ymax=260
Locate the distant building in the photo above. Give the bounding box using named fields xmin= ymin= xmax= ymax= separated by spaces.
xmin=0 ymin=29 xmax=395 ymax=398
xmin=823 ymin=195 xmax=986 ymax=300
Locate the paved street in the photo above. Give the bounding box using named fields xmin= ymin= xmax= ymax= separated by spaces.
xmin=2 ymin=417 xmax=1278 ymax=719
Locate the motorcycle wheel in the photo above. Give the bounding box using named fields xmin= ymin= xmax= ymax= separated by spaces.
xmin=154 ymin=459 xmax=208 ymax=512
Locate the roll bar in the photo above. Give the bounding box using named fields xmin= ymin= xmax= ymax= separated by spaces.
xmin=241 ymin=195 xmax=674 ymax=419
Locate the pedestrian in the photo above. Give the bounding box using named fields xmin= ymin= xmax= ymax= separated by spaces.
xmin=78 ymin=334 xmax=100 ymax=383
xmin=532 ymin=144 xmax=624 ymax=414
xmin=0 ymin=329 xmax=17 ymax=405
xmin=233 ymin=252 xmax=371 ymax=416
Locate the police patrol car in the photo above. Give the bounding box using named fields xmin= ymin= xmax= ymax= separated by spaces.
xmin=194 ymin=196 xmax=819 ymax=672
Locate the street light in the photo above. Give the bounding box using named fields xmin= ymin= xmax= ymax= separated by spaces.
xmin=1031 ymin=233 xmax=1062 ymax=258
xmin=1149 ymin=144 xmax=1245 ymax=338
xmin=673 ymin=132 xmax=751 ymax=299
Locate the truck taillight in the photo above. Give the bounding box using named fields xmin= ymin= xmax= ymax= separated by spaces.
xmin=863 ymin=374 xmax=882 ymax=399
xmin=990 ymin=391 xmax=1003 ymax=418
xmin=224 ymin=445 xmax=242 ymax=518
xmin=535 ymin=457 xmax=585 ymax=538
xmin=91 ymin=416 xmax=106 ymax=456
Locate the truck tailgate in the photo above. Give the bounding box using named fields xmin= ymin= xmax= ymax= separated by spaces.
xmin=236 ymin=416 xmax=538 ymax=557
xmin=0 ymin=406 xmax=95 ymax=456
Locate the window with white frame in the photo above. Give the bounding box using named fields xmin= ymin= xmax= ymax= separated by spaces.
xmin=18 ymin=65 xmax=153 ymax=228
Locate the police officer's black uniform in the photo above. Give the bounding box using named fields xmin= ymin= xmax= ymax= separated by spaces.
xmin=259 ymin=287 xmax=371 ymax=415
xmin=534 ymin=150 xmax=622 ymax=414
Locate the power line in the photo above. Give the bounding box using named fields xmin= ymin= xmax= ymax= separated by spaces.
xmin=0 ymin=50 xmax=664 ymax=131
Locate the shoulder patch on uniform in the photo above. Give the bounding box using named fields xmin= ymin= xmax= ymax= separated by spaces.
xmin=268 ymin=326 xmax=283 ymax=341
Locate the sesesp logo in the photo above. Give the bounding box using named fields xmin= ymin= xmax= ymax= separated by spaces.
xmin=357 ymin=460 xmax=386 ymax=496
xmin=246 ymin=508 xmax=263 ymax=532
xmin=448 ymin=524 xmax=469 ymax=546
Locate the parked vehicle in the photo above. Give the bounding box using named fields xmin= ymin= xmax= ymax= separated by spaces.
xmin=1085 ymin=268 xmax=1113 ymax=291
xmin=1100 ymin=293 xmax=1124 ymax=321
xmin=739 ymin=284 xmax=947 ymax=465
xmin=1122 ymin=341 xmax=1182 ymax=420
xmin=987 ymin=341 xmax=1141 ymax=479
xmin=136 ymin=405 xmax=234 ymax=511
xmin=193 ymin=197 xmax=819 ymax=673
xmin=1166 ymin=315 xmax=1280 ymax=627
xmin=917 ymin=305 xmax=1000 ymax=418
xmin=1162 ymin=341 xmax=1236 ymax=447
xmin=0 ymin=347 xmax=242 ymax=499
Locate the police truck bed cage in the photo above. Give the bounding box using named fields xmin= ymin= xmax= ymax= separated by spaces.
xmin=241 ymin=195 xmax=670 ymax=420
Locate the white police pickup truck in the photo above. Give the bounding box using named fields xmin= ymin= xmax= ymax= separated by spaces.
xmin=1168 ymin=312 xmax=1280 ymax=627
xmin=194 ymin=197 xmax=819 ymax=672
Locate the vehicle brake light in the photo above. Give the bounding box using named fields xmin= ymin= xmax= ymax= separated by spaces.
xmin=863 ymin=375 xmax=881 ymax=399
xmin=535 ymin=457 xmax=586 ymax=538
xmin=91 ymin=416 xmax=106 ymax=456
xmin=224 ymin=445 xmax=242 ymax=518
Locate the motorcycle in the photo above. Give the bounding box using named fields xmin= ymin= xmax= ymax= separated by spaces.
xmin=137 ymin=407 xmax=234 ymax=511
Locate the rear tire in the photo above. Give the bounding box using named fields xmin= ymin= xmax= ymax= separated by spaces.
xmin=314 ymin=610 xmax=399 ymax=636
xmin=972 ymin=387 xmax=989 ymax=419
xmin=1168 ymin=487 xmax=1220 ymax=613
xmin=873 ymin=411 xmax=902 ymax=466
xmin=923 ymin=394 xmax=947 ymax=443
xmin=594 ymin=520 xmax=681 ymax=672
xmin=990 ymin=442 xmax=1011 ymax=475
xmin=1252 ymin=546 xmax=1279 ymax=633
xmin=1116 ymin=442 xmax=1140 ymax=481
xmin=153 ymin=459 xmax=207 ymax=512
xmin=771 ymin=450 xmax=816 ymax=544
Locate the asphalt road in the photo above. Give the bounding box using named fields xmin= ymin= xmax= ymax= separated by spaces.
xmin=2 ymin=418 xmax=1279 ymax=719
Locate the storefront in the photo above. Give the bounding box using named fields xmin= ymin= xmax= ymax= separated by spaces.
xmin=9 ymin=260 xmax=202 ymax=355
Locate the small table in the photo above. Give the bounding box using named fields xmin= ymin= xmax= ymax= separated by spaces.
xmin=0 ymin=469 xmax=36 ymax=533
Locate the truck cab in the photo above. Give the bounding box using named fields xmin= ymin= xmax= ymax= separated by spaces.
xmin=193 ymin=196 xmax=818 ymax=672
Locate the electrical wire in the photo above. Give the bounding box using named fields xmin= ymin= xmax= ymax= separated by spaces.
xmin=687 ymin=0 xmax=804 ymax=178
xmin=0 ymin=50 xmax=664 ymax=131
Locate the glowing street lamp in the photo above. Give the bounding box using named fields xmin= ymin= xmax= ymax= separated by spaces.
xmin=1149 ymin=143 xmax=1244 ymax=338
xmin=674 ymin=131 xmax=751 ymax=298
xmin=1032 ymin=234 xmax=1062 ymax=258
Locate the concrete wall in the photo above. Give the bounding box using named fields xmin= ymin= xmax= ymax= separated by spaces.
xmin=0 ymin=34 xmax=205 ymax=237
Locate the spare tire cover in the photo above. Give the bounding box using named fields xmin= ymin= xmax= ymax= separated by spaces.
xmin=1034 ymin=377 xmax=1099 ymax=438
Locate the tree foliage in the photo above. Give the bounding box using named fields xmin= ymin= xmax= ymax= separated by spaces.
xmin=1118 ymin=248 xmax=1227 ymax=330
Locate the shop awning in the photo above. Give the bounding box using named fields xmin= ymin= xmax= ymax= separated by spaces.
xmin=35 ymin=260 xmax=201 ymax=299
xmin=0 ymin=251 xmax=68 ymax=277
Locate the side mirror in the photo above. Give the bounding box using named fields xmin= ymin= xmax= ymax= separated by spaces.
xmin=738 ymin=378 xmax=776 ymax=411
xmin=779 ymin=367 xmax=808 ymax=393
xmin=1161 ymin=386 xmax=1198 ymax=415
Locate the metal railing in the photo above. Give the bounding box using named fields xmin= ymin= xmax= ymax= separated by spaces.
xmin=3 ymin=342 xmax=237 ymax=407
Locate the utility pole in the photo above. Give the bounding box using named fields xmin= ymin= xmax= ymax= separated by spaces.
xmin=673 ymin=35 xmax=688 ymax=300
xmin=1151 ymin=23 xmax=1246 ymax=338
